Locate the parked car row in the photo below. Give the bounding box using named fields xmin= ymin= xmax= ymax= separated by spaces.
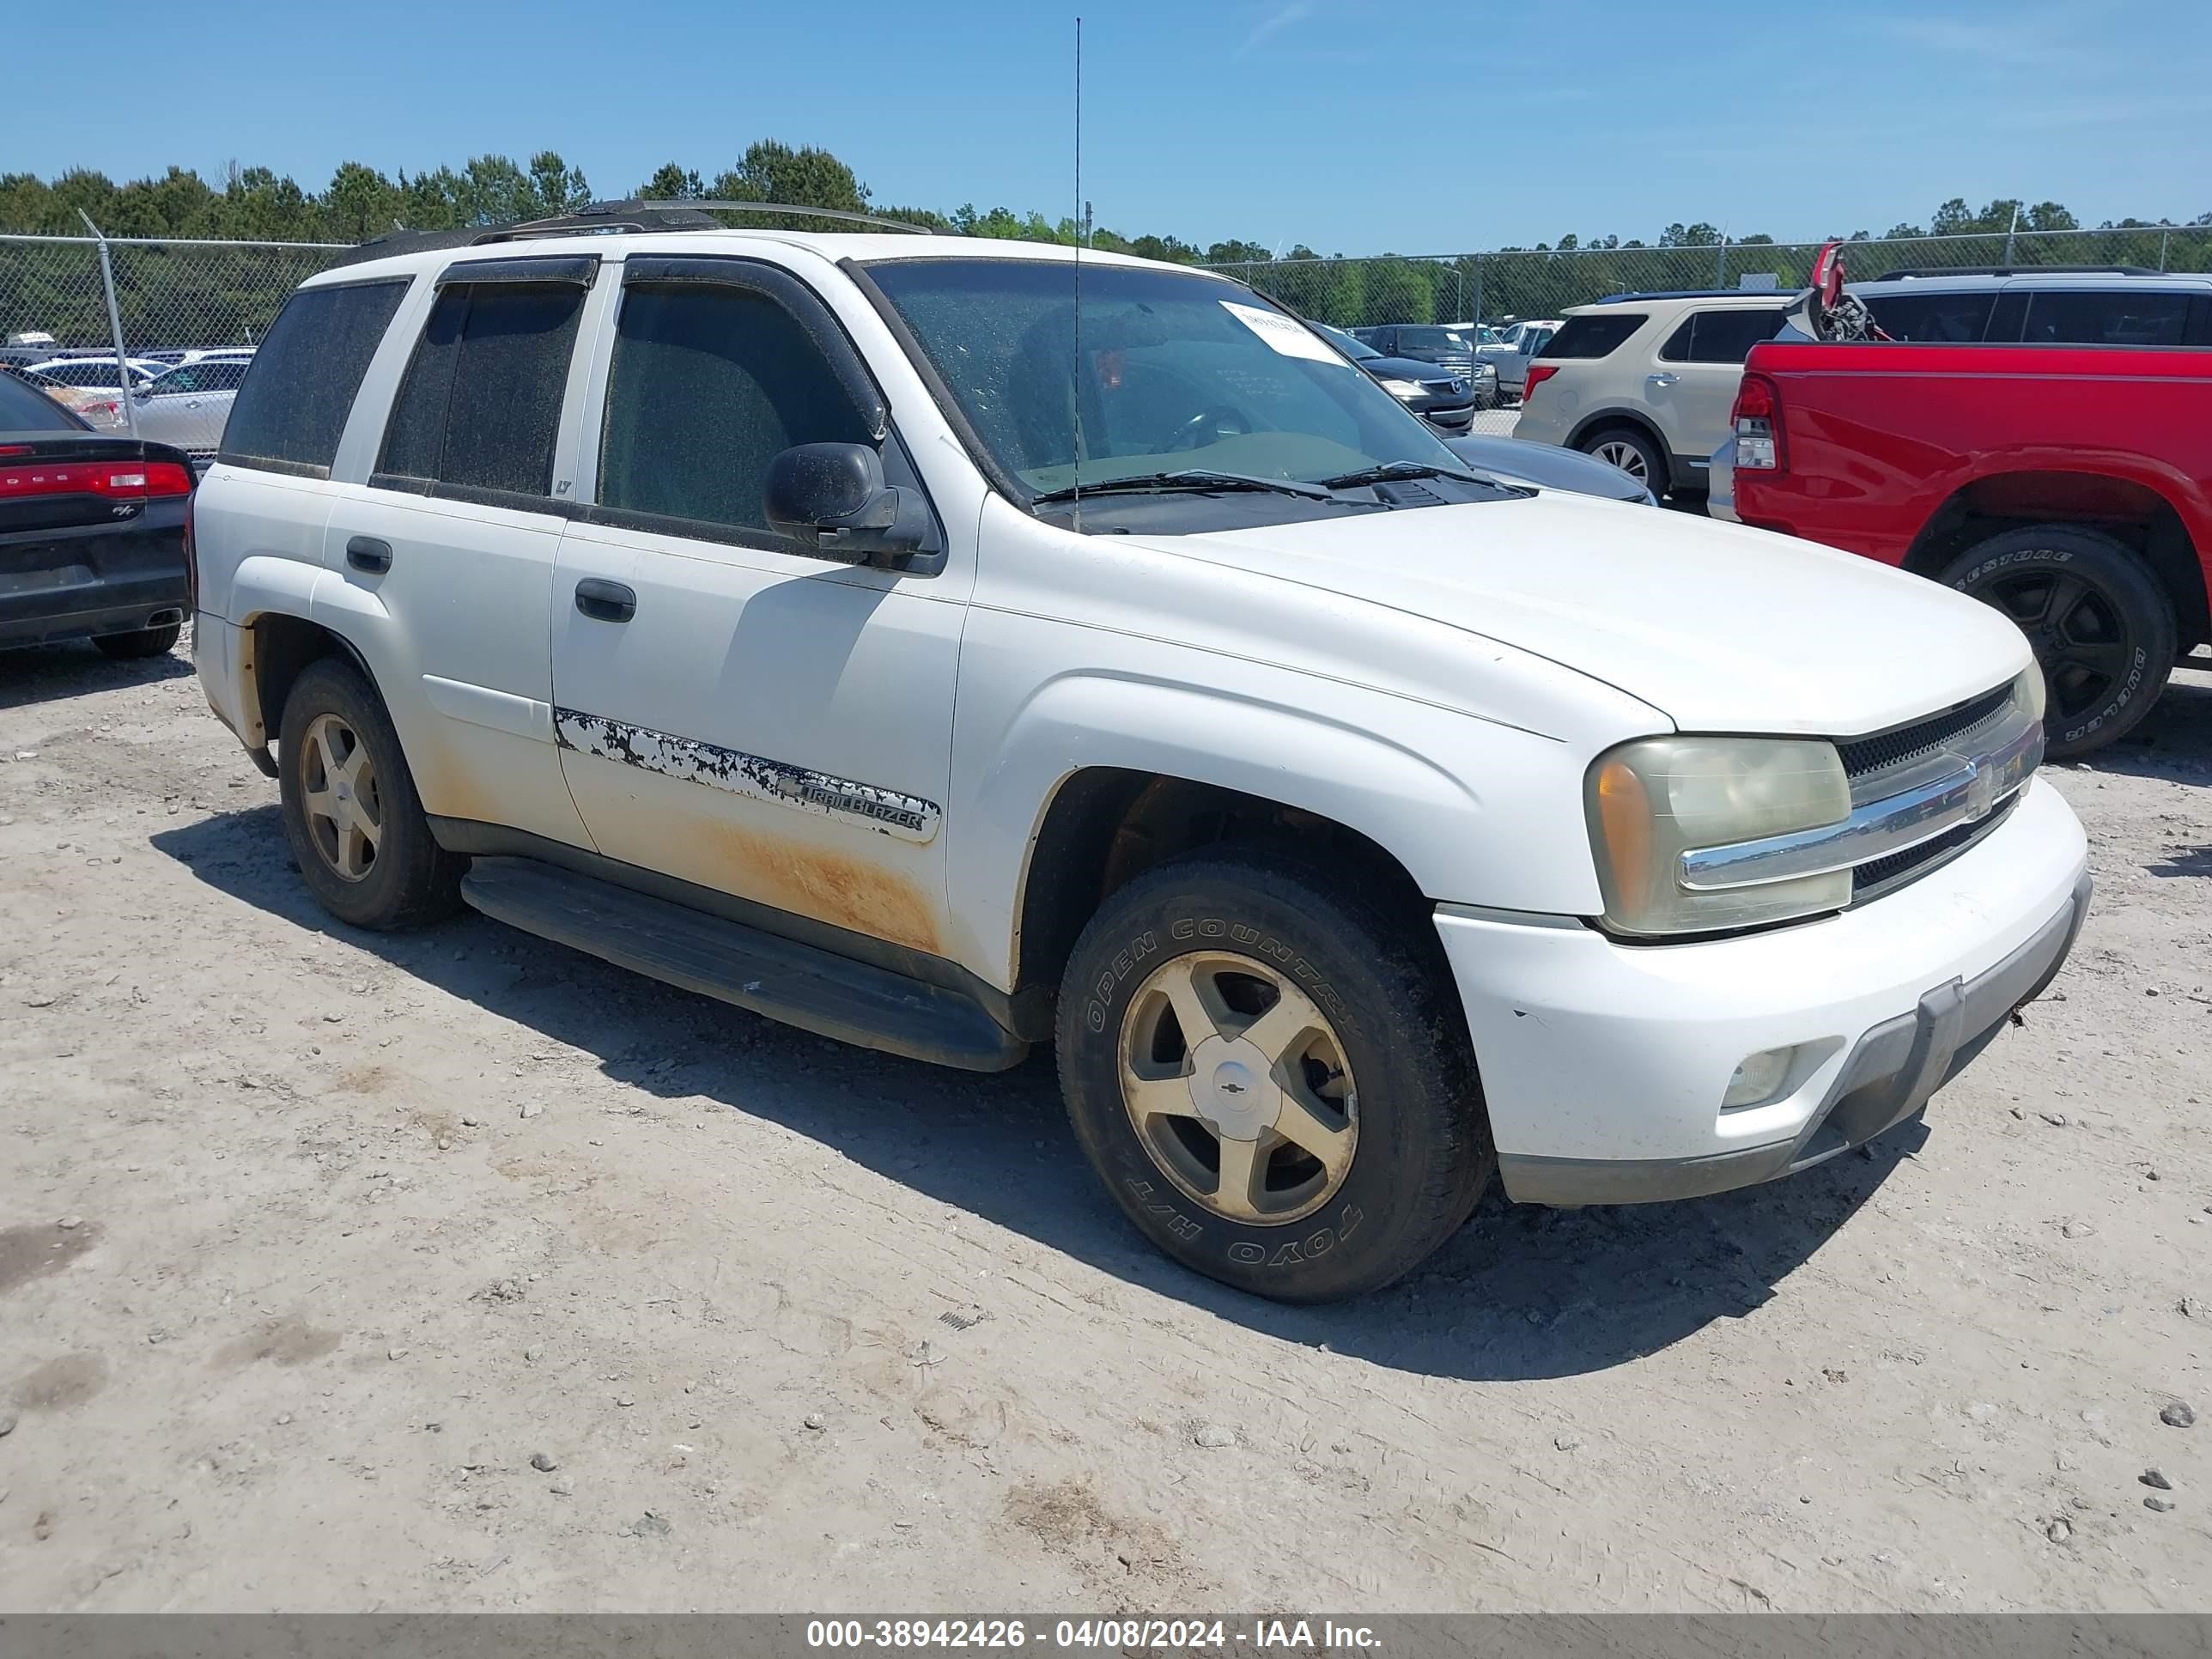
xmin=0 ymin=347 xmax=255 ymax=457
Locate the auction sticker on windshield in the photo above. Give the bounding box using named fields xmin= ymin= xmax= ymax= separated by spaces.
xmin=1220 ymin=301 xmax=1348 ymax=366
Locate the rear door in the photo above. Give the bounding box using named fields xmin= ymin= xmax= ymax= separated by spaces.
xmin=1646 ymin=304 xmax=1786 ymax=464
xmin=314 ymin=255 xmax=597 ymax=848
xmin=550 ymin=253 xmax=965 ymax=959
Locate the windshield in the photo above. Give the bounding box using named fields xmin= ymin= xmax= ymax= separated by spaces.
xmin=1395 ymin=326 xmax=1471 ymax=352
xmin=866 ymin=258 xmax=1467 ymax=499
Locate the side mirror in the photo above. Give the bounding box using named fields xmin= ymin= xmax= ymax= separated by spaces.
xmin=763 ymin=442 xmax=931 ymax=567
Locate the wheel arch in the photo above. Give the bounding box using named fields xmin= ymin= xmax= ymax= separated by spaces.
xmin=1565 ymin=410 xmax=1674 ymax=489
xmin=952 ymin=672 xmax=1611 ymax=1006
xmin=1903 ymin=468 xmax=2209 ymax=651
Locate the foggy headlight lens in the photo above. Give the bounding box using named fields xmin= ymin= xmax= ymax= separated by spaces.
xmin=1379 ymin=378 xmax=1426 ymax=399
xmin=2012 ymin=663 xmax=2046 ymax=726
xmin=1587 ymin=736 xmax=1852 ymax=937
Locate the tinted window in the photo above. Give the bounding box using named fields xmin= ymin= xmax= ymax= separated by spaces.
xmin=33 ymin=361 xmax=110 ymax=386
xmin=1860 ymin=290 xmax=1996 ymax=343
xmin=222 ymin=278 xmax=408 ymax=473
xmin=1660 ymin=307 xmax=1787 ymax=363
xmin=1549 ymin=319 xmax=1629 ymax=356
xmin=1396 ymin=327 xmax=1469 ymax=351
xmin=2021 ymin=289 xmax=2191 ymax=347
xmin=597 ymin=283 xmax=872 ymax=534
xmin=0 ymin=371 xmax=81 ymax=430
xmin=378 ymin=283 xmax=584 ymax=496
xmin=146 ymin=360 xmax=248 ymax=395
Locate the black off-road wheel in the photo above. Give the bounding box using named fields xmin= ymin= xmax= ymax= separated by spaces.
xmin=94 ymin=622 xmax=182 ymax=659
xmin=1055 ymin=848 xmax=1493 ymax=1303
xmin=276 ymin=657 xmax=465 ymax=929
xmin=1940 ymin=526 xmax=2176 ymax=757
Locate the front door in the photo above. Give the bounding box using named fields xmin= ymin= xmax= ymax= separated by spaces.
xmin=550 ymin=258 xmax=966 ymax=962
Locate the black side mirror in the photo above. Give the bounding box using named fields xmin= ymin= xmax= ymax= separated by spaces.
xmin=763 ymin=442 xmax=931 ymax=567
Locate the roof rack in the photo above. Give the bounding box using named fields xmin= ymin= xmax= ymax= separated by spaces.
xmin=471 ymin=199 xmax=933 ymax=244
xmin=1870 ymin=264 xmax=2160 ymax=281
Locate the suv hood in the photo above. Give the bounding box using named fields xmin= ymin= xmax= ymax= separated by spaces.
xmin=1155 ymin=492 xmax=2029 ymax=738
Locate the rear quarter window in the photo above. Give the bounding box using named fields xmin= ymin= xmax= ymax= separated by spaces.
xmin=220 ymin=278 xmax=410 ymax=476
xmin=1542 ymin=313 xmax=1646 ymax=358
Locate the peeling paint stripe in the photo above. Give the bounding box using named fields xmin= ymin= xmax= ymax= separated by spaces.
xmin=552 ymin=708 xmax=941 ymax=843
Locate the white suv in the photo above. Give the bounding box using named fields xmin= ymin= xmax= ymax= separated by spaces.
xmin=1511 ymin=293 xmax=1790 ymax=495
xmin=190 ymin=215 xmax=2088 ymax=1301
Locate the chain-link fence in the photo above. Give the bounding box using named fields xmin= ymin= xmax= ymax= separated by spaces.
xmin=0 ymin=233 xmax=349 ymax=359
xmin=4 ymin=220 xmax=2208 ymax=367
xmin=1207 ymin=225 xmax=2212 ymax=329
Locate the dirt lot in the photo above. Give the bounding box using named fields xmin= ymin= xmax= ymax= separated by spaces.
xmin=2 ymin=630 xmax=2209 ymax=1613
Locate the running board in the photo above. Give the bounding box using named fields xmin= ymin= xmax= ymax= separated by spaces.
xmin=459 ymin=856 xmax=1026 ymax=1073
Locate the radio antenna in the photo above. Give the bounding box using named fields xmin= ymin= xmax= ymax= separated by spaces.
xmin=1071 ymin=14 xmax=1084 ymax=532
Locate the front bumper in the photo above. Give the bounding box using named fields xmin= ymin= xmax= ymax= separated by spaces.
xmin=1434 ymin=777 xmax=2089 ymax=1206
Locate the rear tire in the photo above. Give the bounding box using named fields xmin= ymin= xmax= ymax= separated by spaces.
xmin=94 ymin=622 xmax=181 ymax=659
xmin=1938 ymin=526 xmax=2175 ymax=757
xmin=1055 ymin=848 xmax=1493 ymax=1303
xmin=276 ymin=657 xmax=466 ymax=929
xmin=1578 ymin=425 xmax=1668 ymax=495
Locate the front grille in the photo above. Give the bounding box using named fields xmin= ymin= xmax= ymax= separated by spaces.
xmin=1851 ymin=793 xmax=2018 ymax=902
xmin=1838 ymin=685 xmax=2011 ymax=781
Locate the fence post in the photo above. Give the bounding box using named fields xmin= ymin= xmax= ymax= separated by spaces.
xmin=1717 ymin=236 xmax=1729 ymax=289
xmin=76 ymin=210 xmax=139 ymax=440
xmin=1470 ymin=258 xmax=1483 ymax=327
xmin=2160 ymin=229 xmax=2170 ymax=272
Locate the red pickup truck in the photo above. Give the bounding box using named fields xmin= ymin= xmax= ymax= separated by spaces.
xmin=1725 ymin=340 xmax=2210 ymax=756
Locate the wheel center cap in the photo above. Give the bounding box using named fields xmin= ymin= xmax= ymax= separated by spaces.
xmin=1187 ymin=1036 xmax=1276 ymax=1142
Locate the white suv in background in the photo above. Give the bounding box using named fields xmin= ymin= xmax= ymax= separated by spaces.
xmin=190 ymin=213 xmax=2086 ymax=1302
xmin=1512 ymin=292 xmax=1790 ymax=495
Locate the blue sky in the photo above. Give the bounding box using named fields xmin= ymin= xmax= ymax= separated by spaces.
xmin=11 ymin=0 xmax=2209 ymax=252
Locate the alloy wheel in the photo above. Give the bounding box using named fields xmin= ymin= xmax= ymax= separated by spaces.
xmin=300 ymin=711 xmax=383 ymax=882
xmin=1117 ymin=952 xmax=1358 ymax=1225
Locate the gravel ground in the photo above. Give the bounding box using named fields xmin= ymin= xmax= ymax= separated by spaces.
xmin=1 ymin=629 xmax=2208 ymax=1613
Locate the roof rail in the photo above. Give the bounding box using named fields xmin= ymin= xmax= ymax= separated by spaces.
xmin=1594 ymin=288 xmax=1784 ymax=303
xmin=1870 ymin=264 xmax=2160 ymax=281
xmin=471 ymin=199 xmax=933 ymax=243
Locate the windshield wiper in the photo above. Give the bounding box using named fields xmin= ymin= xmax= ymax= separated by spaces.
xmin=1315 ymin=460 xmax=1489 ymax=489
xmin=1030 ymin=469 xmax=1337 ymax=505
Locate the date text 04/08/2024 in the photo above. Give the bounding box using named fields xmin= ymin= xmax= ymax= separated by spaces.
xmin=803 ymin=1620 xmax=1382 ymax=1650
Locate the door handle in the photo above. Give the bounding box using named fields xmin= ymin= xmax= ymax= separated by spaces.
xmin=574 ymin=579 xmax=636 ymax=623
xmin=1647 ymin=372 xmax=1679 ymax=387
xmin=345 ymin=535 xmax=392 ymax=574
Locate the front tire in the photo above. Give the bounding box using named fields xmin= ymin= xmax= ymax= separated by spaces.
xmin=94 ymin=622 xmax=181 ymax=659
xmin=1055 ymin=849 xmax=1493 ymax=1302
xmin=277 ymin=657 xmax=465 ymax=929
xmin=1939 ymin=526 xmax=2175 ymax=757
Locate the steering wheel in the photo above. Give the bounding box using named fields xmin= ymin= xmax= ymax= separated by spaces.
xmin=1156 ymin=404 xmax=1251 ymax=453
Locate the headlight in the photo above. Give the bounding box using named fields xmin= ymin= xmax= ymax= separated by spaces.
xmin=1586 ymin=736 xmax=1851 ymax=937
xmin=1379 ymin=378 xmax=1426 ymax=400
xmin=2012 ymin=662 xmax=2046 ymax=726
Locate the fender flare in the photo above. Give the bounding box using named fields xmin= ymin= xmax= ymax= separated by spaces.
xmin=945 ymin=670 xmax=1601 ymax=991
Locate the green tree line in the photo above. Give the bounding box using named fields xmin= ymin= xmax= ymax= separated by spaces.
xmin=4 ymin=143 xmax=2209 ymax=341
